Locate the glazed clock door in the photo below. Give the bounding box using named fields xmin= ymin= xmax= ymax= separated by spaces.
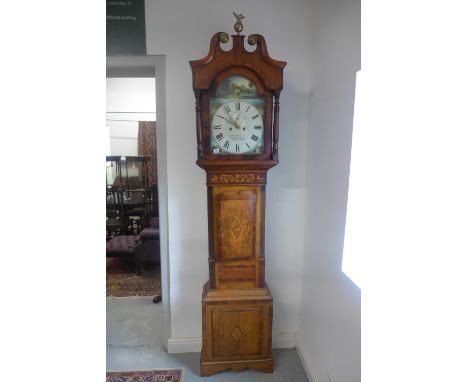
xmin=209 ymin=75 xmax=266 ymax=156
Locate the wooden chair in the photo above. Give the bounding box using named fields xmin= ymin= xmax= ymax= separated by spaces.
xmin=106 ymin=187 xmax=127 ymax=239
xmin=123 ymin=188 xmax=152 ymax=235
xmin=149 ymin=184 xmax=159 ymax=218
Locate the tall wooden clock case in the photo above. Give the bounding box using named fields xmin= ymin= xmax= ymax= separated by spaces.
xmin=190 ymin=15 xmax=286 ymax=377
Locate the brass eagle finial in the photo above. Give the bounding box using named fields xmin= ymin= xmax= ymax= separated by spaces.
xmin=233 ymin=12 xmax=245 ymax=34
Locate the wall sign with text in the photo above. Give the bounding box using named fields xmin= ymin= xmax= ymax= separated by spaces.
xmin=106 ymin=0 xmax=146 ymax=55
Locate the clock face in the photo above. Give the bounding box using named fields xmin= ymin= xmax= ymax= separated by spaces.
xmin=210 ymin=75 xmax=265 ymax=155
xmin=211 ymin=100 xmax=264 ymax=154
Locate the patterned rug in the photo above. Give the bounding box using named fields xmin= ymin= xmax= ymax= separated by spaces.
xmin=106 ymin=369 xmax=183 ymax=382
xmin=106 ymin=258 xmax=161 ymax=298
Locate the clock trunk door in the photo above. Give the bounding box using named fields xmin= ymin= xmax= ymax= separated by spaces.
xmin=210 ymin=185 xmax=265 ymax=289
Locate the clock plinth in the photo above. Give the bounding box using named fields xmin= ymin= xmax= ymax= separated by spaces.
xmin=190 ymin=26 xmax=285 ymax=376
xmin=200 ymin=282 xmax=273 ymax=377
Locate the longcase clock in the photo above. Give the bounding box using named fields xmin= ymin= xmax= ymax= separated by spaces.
xmin=190 ymin=14 xmax=286 ymax=377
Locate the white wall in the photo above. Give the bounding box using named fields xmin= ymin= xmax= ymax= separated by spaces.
xmin=106 ymin=77 xmax=156 ymax=115
xmin=106 ymin=77 xmax=156 ymax=156
xmin=144 ymin=0 xmax=313 ymax=344
xmin=298 ymin=0 xmax=361 ymax=382
xmin=107 ymin=122 xmax=139 ymax=156
xmin=106 ymin=78 xmax=157 ymax=187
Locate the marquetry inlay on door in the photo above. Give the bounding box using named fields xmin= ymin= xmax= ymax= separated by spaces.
xmin=211 ymin=307 xmax=265 ymax=359
xmin=217 ymin=189 xmax=256 ymax=259
xmin=210 ymin=185 xmax=265 ymax=289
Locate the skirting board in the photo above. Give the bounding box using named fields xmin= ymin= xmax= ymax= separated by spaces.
xmin=167 ymin=332 xmax=297 ymax=354
xmin=294 ymin=333 xmax=321 ymax=382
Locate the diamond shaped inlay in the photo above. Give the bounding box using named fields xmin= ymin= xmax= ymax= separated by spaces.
xmin=231 ymin=326 xmax=243 ymax=341
xmin=230 ymin=217 xmax=243 ymax=239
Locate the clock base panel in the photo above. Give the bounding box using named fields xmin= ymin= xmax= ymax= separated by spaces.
xmin=200 ymin=358 xmax=273 ymax=377
xmin=200 ymin=282 xmax=273 ymax=376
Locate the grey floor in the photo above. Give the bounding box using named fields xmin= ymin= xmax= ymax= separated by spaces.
xmin=107 ymin=297 xmax=309 ymax=382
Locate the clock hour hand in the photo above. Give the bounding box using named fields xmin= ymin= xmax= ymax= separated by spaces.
xmin=234 ymin=113 xmax=245 ymax=129
xmin=225 ymin=114 xmax=241 ymax=129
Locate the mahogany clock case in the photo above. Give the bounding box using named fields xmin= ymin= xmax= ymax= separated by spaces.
xmin=190 ymin=30 xmax=286 ymax=377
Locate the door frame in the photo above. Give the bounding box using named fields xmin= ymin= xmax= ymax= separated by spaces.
xmin=106 ymin=55 xmax=171 ymax=349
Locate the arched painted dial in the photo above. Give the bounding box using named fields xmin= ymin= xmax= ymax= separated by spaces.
xmin=211 ymin=99 xmax=264 ymax=154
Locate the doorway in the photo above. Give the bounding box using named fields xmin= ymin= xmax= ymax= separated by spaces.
xmin=106 ymin=56 xmax=170 ymax=349
xmin=106 ymin=76 xmax=159 ymax=293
